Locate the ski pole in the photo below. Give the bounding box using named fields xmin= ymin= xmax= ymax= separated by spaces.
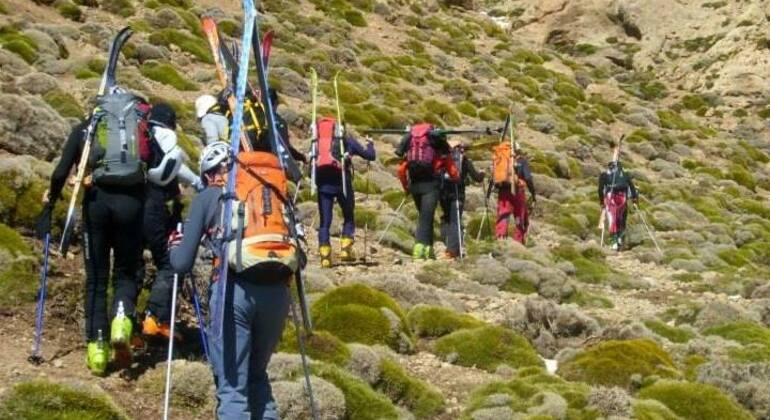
xmin=289 ymin=293 xmax=319 ymax=420
xmin=477 ymin=181 xmax=491 ymax=241
xmin=376 ymin=197 xmax=407 ymax=246
xmin=634 ymin=203 xmax=662 ymax=254
xmin=599 ymin=207 xmax=606 ymax=249
xmin=189 ymin=274 xmax=209 ymax=362
xmin=292 ymin=179 xmax=302 ymax=205
xmin=454 ymin=184 xmax=464 ymax=260
xmin=28 ymin=232 xmax=51 ymax=365
xmin=363 ymin=157 xmax=371 ymax=264
xmin=163 ymin=223 xmax=183 ymax=420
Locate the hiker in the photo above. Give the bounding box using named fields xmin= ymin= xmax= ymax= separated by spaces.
xmin=265 ymin=87 xmax=308 ymax=165
xmin=396 ymin=124 xmax=459 ymax=260
xmin=169 ymin=142 xmax=294 ymax=419
xmin=313 ymin=118 xmax=376 ymax=267
xmin=34 ymin=88 xmax=149 ymax=375
xmin=140 ymin=103 xmax=203 ymax=340
xmin=196 ymin=94 xmax=229 ymax=145
xmin=493 ymin=142 xmax=537 ymax=244
xmin=440 ymin=139 xmax=485 ymax=259
xmin=598 ymin=160 xmax=638 ymax=251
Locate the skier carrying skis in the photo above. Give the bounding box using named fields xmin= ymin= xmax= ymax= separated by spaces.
xmin=396 ymin=124 xmax=460 ymax=260
xmin=196 ymin=94 xmax=229 ymax=145
xmin=34 ymin=87 xmax=149 ymax=375
xmin=169 ymin=142 xmax=289 ymax=419
xmin=140 ymin=103 xmax=204 ymax=340
xmin=314 ymin=118 xmax=376 ymax=267
xmin=493 ymin=142 xmax=537 ymax=244
xmin=440 ymin=139 xmax=485 ymax=260
xmin=598 ymin=160 xmax=638 ymax=251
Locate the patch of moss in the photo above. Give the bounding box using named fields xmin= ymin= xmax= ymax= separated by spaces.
xmin=433 ymin=326 xmax=543 ymax=372
xmin=278 ymin=325 xmax=351 ymax=366
xmin=75 ymin=67 xmax=99 ymax=79
xmin=0 ymin=380 xmax=128 ymax=419
xmin=565 ymin=290 xmax=614 ymax=309
xmin=354 ymin=208 xmax=379 ymax=229
xmin=726 ymin=165 xmax=756 ymax=190
xmin=100 ymin=0 xmax=135 ymax=17
xmin=344 ymin=9 xmax=367 ymax=27
xmin=420 ymin=99 xmax=461 ymax=126
xmin=43 ymin=90 xmax=83 ymax=119
xmin=148 ymin=29 xmax=212 ymax=63
xmin=703 ymin=322 xmax=770 ymax=362
xmin=455 ymin=101 xmax=477 ymax=117
xmin=407 ymin=305 xmax=483 ymax=338
xmin=140 ymin=61 xmax=198 ymax=91
xmin=557 ymin=339 xmax=678 ymax=388
xmin=381 ymin=189 xmax=407 ymax=210
xmin=314 ymin=363 xmax=398 ymax=419
xmin=415 ymin=262 xmax=456 ymax=287
xmin=632 ymin=399 xmax=682 ymax=420
xmin=353 ymin=174 xmax=381 ymax=194
xmin=554 ymin=81 xmax=585 ymax=101
xmin=643 ymin=320 xmax=695 ymax=343
xmin=478 ymin=104 xmax=508 ymax=121
xmin=0 ymin=223 xmax=35 ymax=307
xmin=502 ymin=272 xmax=538 ymax=294
xmin=552 ymin=244 xmax=615 ymax=284
xmin=637 ymin=380 xmax=752 ymax=420
xmin=0 ymin=25 xmax=39 ymax=63
xmin=0 ymin=1 xmax=7 ymax=14
xmin=57 ymin=2 xmax=83 ymax=21
xmin=377 ymin=358 xmax=445 ymax=418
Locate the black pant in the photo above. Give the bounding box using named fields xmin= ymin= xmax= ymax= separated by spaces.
xmin=144 ymin=185 xmax=178 ymax=323
xmin=440 ymin=186 xmax=465 ymax=255
xmin=83 ymin=185 xmax=144 ymax=341
xmin=410 ymin=181 xmax=439 ymax=246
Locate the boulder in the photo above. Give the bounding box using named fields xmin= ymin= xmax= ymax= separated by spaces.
xmin=0 ymin=94 xmax=70 ymax=159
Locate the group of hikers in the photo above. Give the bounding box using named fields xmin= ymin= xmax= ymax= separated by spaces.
xmin=29 ymin=25 xmax=645 ymax=420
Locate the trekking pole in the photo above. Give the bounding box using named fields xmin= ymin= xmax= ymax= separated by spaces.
xmin=363 ymin=157 xmax=371 ymax=264
xmin=289 ymin=295 xmax=320 ymax=420
xmin=188 ymin=274 xmax=209 ymax=361
xmin=28 ymin=232 xmax=51 ymax=365
xmin=477 ymin=181 xmax=490 ymax=241
xmin=376 ymin=197 xmax=407 ymax=247
xmin=634 ymin=203 xmax=663 ymax=255
xmin=292 ymin=179 xmax=302 ymax=205
xmin=599 ymin=208 xmax=606 ymax=248
xmin=163 ymin=223 xmax=183 ymax=420
xmin=454 ymin=184 xmax=464 ymax=260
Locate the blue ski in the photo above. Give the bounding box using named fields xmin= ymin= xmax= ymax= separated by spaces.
xmin=209 ymin=0 xmax=256 ymax=341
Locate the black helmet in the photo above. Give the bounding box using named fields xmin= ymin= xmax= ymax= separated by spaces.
xmin=149 ymin=103 xmax=177 ymax=130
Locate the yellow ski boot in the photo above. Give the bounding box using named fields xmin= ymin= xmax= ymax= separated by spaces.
xmin=86 ymin=329 xmax=109 ymax=376
xmin=340 ymin=237 xmax=355 ymax=262
xmin=320 ymin=244 xmax=332 ymax=268
xmin=110 ymin=301 xmax=133 ymax=368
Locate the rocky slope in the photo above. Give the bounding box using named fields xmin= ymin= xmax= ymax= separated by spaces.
xmin=1 ymin=0 xmax=770 ymax=419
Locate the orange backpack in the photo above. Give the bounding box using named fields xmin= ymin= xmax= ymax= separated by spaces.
xmin=492 ymin=142 xmax=513 ymax=186
xmin=228 ymin=151 xmax=298 ymax=273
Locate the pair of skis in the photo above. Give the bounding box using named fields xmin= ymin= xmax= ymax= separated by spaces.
xmin=203 ymin=8 xmax=317 ymax=419
xmin=30 ymin=26 xmax=134 ymax=365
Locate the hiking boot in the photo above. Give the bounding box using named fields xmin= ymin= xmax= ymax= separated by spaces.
xmin=412 ymin=243 xmax=426 ymax=261
xmin=110 ymin=302 xmax=133 ymax=368
xmin=319 ymin=244 xmax=332 ymax=268
xmin=442 ymin=250 xmax=458 ymax=261
xmin=340 ymin=237 xmax=355 ymax=262
xmin=86 ymin=331 xmax=109 ymax=376
xmin=425 ymin=246 xmax=435 ymax=260
xmin=142 ymin=313 xmax=179 ymax=340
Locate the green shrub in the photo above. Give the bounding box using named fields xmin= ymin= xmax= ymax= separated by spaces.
xmin=43 ymin=90 xmax=83 ymax=119
xmin=415 ymin=262 xmax=456 ymax=287
xmin=557 ymin=339 xmax=678 ymax=388
xmin=637 ymin=380 xmax=753 ymax=420
xmin=407 ymin=305 xmax=483 ymax=338
xmin=377 ymin=358 xmax=445 ymax=418
xmin=726 ymin=164 xmax=756 ymax=190
xmin=354 ymin=208 xmax=378 ymax=229
xmin=478 ymin=104 xmax=508 ymax=121
xmin=0 ymin=380 xmax=128 ymax=419
xmin=552 ymin=244 xmax=614 ymax=284
xmin=101 ymin=0 xmax=134 ymax=16
xmin=314 ymin=363 xmax=398 ymax=419
xmin=703 ymin=322 xmax=770 ymax=362
xmin=420 ymin=99 xmax=461 ymax=126
xmin=658 ymin=110 xmax=696 ymax=130
xmin=0 ymin=223 xmax=35 ymax=307
xmin=503 ymin=272 xmax=538 ymax=294
xmin=0 ymin=1 xmax=7 ymax=14
xmin=57 ymin=2 xmax=83 ymax=21
xmin=140 ymin=61 xmax=198 ymax=91
xmin=643 ymin=320 xmax=695 ymax=343
xmin=278 ymin=326 xmax=351 ymax=366
xmin=511 ymin=49 xmax=544 ymax=64
xmin=344 ymin=9 xmax=367 ymax=27
xmin=554 ymin=81 xmax=585 ymax=101
xmin=633 ymin=399 xmax=683 ymax=420
xmin=433 ymin=326 xmax=543 ymax=372
xmin=75 ymin=67 xmax=99 ymax=79
xmin=149 ymin=29 xmax=212 ymax=63
xmin=353 ymin=174 xmax=381 ymax=194
xmin=0 ymin=25 xmax=39 ymax=63
xmin=565 ymin=291 xmax=613 ymax=308
xmin=455 ymin=101 xmax=477 ymax=117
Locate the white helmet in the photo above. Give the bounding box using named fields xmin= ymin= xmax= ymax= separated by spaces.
xmin=195 ymin=94 xmax=218 ymax=119
xmin=199 ymin=141 xmax=231 ymax=179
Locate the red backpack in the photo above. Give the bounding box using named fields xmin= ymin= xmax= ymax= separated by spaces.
xmin=407 ymin=123 xmax=435 ymax=166
xmin=315 ymin=117 xmax=343 ymax=170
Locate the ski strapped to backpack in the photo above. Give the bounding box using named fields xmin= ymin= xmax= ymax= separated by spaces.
xmin=60 ymin=26 xmax=134 ymax=256
xmin=333 ymin=71 xmax=348 ymax=198
xmin=309 ymin=68 xmax=319 ymax=195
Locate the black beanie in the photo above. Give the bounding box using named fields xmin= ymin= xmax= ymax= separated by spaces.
xmin=149 ymin=103 xmax=177 ymax=130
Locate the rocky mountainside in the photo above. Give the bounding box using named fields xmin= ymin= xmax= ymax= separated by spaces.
xmin=1 ymin=0 xmax=770 ymax=419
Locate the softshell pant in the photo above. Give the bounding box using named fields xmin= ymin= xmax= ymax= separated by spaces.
xmin=604 ymin=191 xmax=628 ymax=236
xmin=143 ymin=185 xmax=177 ymax=323
xmin=440 ymin=187 xmax=464 ymax=255
xmin=82 ymin=185 xmax=144 ymax=341
xmin=209 ymin=276 xmax=289 ymax=419
xmin=317 ymin=188 xmax=355 ymax=245
xmin=495 ymin=185 xmax=529 ymax=244
xmin=411 ymin=181 xmax=439 ymax=246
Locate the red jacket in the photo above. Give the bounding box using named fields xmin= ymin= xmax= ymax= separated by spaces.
xmin=397 ymin=155 xmax=459 ymax=191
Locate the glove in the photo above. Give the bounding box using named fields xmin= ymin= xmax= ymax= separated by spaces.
xmin=34 ymin=203 xmax=54 ymax=240
xmin=295 ymin=222 xmax=306 ymax=240
xmin=168 ymin=229 xmax=184 ymax=248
